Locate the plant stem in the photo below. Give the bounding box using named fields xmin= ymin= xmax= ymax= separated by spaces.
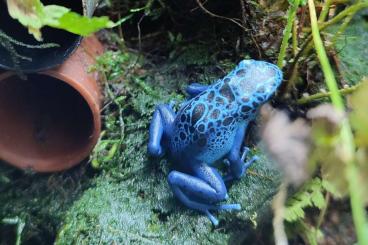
xmin=316 ymin=192 xmax=330 ymax=233
xmin=331 ymin=0 xmax=360 ymax=45
xmin=297 ymin=84 xmax=359 ymax=104
xmin=318 ymin=0 xmax=333 ymax=22
xmin=277 ymin=0 xmax=300 ymax=68
xmin=272 ymin=182 xmax=288 ymax=245
xmin=320 ymin=2 xmax=368 ymax=30
xmin=292 ymin=18 xmax=299 ymax=57
xmin=304 ymin=2 xmax=368 ymax=32
xmin=308 ymin=1 xmax=368 ymax=244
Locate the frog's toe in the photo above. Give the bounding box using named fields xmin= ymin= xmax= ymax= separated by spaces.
xmin=240 ymin=147 xmax=250 ymax=161
xmin=243 ymin=155 xmax=259 ymax=170
xmin=218 ymin=203 xmax=241 ymax=211
xmin=223 ymin=159 xmax=230 ymax=167
xmin=205 ymin=210 xmax=219 ymax=226
xmin=147 ymin=143 xmax=164 ymax=157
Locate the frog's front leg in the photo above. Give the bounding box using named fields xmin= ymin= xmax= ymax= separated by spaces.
xmin=186 ymin=83 xmax=210 ymax=98
xmin=224 ymin=123 xmax=259 ymax=181
xmin=168 ymin=162 xmax=240 ymax=226
xmin=148 ymin=104 xmax=175 ymax=157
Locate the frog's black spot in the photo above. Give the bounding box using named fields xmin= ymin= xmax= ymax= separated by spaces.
xmin=241 ymin=105 xmax=252 ymax=113
xmin=210 ymin=128 xmax=215 ymax=133
xmin=174 ymin=137 xmax=179 ymax=142
xmin=181 ymin=114 xmax=186 ymax=122
xmin=178 ymin=123 xmax=183 ymax=128
xmin=208 ymin=122 xmax=213 ymax=128
xmin=223 ymin=117 xmax=233 ymax=126
xmin=251 ymin=109 xmax=257 ymax=114
xmin=197 ymin=124 xmax=205 ymax=133
xmin=193 ymin=134 xmax=198 ymax=141
xmin=234 ymin=113 xmax=239 ymax=118
xmin=224 ymin=77 xmax=231 ymax=83
xmin=243 ymin=114 xmax=249 ymax=120
xmin=184 ymin=124 xmax=189 ymax=131
xmin=207 ymin=91 xmax=215 ymax=102
xmin=215 ymin=84 xmax=220 ymax=89
xmin=216 ymin=120 xmax=222 ymax=127
xmin=256 ymin=96 xmax=263 ymax=101
xmin=180 ymin=132 xmax=186 ymax=140
xmin=192 ymin=104 xmax=205 ymax=124
xmin=226 ymin=104 xmax=233 ymax=110
xmin=236 ymin=69 xmax=246 ymax=77
xmin=215 ymin=97 xmax=224 ymax=105
xmin=198 ymin=137 xmax=207 ymax=147
xmin=189 ymin=126 xmax=195 ymax=133
xmin=242 ymin=97 xmax=250 ymax=103
xmin=210 ymin=109 xmax=220 ymax=119
xmin=257 ymin=86 xmax=265 ymax=94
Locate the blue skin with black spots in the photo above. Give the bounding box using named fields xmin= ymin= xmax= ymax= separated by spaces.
xmin=148 ymin=60 xmax=282 ymax=225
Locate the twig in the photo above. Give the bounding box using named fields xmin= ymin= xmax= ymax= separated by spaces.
xmin=239 ymin=0 xmax=263 ymax=58
xmin=277 ymin=0 xmax=300 ymax=68
xmin=297 ymin=84 xmax=359 ymax=104
xmin=247 ymin=170 xmax=273 ymax=181
xmin=196 ymin=0 xmax=247 ymax=31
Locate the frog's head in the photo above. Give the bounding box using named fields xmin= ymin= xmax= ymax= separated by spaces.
xmin=228 ymin=59 xmax=282 ymax=107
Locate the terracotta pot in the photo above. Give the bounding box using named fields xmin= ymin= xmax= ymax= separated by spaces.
xmin=0 ymin=35 xmax=103 ymax=172
xmin=0 ymin=0 xmax=98 ymax=72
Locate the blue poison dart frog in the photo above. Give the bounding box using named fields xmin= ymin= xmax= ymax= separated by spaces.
xmin=147 ymin=60 xmax=282 ymax=225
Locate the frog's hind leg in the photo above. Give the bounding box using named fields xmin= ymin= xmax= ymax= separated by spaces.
xmin=148 ymin=104 xmax=175 ymax=157
xmin=168 ymin=162 xmax=241 ymax=226
xmin=186 ymin=83 xmax=210 ymax=98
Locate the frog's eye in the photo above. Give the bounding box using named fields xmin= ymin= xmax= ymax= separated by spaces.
xmin=235 ymin=69 xmax=246 ymax=77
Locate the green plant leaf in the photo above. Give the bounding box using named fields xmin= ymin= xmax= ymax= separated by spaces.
xmin=55 ymin=12 xmax=115 ymax=36
xmin=6 ymin=0 xmax=119 ymax=41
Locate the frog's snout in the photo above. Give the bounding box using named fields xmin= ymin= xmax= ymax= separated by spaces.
xmin=234 ymin=59 xmax=283 ymax=102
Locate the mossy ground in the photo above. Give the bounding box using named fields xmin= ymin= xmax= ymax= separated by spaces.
xmin=0 ymin=41 xmax=282 ymax=244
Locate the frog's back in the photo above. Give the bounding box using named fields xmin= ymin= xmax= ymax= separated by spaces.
xmin=169 ymin=80 xmax=241 ymax=163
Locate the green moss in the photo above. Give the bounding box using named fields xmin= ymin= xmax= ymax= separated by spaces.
xmin=0 ymin=165 xmax=91 ymax=244
xmin=56 ymin=149 xmax=281 ymax=244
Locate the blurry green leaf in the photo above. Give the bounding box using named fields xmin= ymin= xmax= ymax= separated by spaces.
xmin=307 ymin=104 xmax=348 ymax=198
xmin=350 ymin=79 xmax=368 ymax=146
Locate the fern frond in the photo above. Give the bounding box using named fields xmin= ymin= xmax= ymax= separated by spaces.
xmin=284 ymin=178 xmax=326 ymax=222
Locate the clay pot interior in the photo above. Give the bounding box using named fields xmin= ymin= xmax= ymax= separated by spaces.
xmin=0 ymin=73 xmax=95 ymax=171
xmin=0 ymin=0 xmax=83 ymax=72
